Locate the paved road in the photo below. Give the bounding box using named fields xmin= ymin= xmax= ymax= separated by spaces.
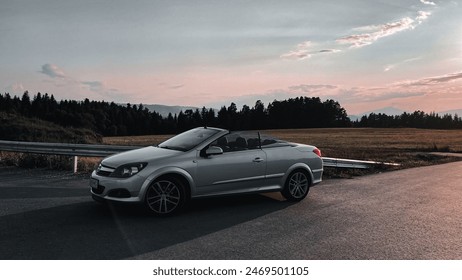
xmin=0 ymin=162 xmax=461 ymax=260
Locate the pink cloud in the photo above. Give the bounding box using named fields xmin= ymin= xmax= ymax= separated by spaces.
xmin=396 ymin=72 xmax=462 ymax=87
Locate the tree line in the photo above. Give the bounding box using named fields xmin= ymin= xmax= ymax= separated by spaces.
xmin=354 ymin=111 xmax=462 ymax=129
xmin=0 ymin=92 xmax=351 ymax=136
xmin=1 ymin=91 xmax=461 ymax=139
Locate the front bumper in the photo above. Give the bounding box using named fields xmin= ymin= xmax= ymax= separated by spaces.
xmin=89 ymin=170 xmax=148 ymax=203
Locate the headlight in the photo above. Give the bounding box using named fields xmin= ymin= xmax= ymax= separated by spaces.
xmin=110 ymin=162 xmax=148 ymax=178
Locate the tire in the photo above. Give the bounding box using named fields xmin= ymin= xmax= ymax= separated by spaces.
xmin=144 ymin=176 xmax=187 ymax=216
xmin=281 ymin=170 xmax=311 ymax=202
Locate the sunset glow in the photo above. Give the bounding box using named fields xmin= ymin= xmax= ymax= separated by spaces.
xmin=1 ymin=0 xmax=461 ymax=115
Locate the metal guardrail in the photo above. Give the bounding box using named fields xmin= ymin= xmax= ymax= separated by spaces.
xmin=0 ymin=140 xmax=141 ymax=173
xmin=0 ymin=139 xmax=399 ymax=173
xmin=322 ymin=157 xmax=400 ymax=169
xmin=0 ymin=140 xmax=140 ymax=157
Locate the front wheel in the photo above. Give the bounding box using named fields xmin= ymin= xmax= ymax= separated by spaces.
xmin=281 ymin=170 xmax=311 ymax=201
xmin=144 ymin=177 xmax=187 ymax=216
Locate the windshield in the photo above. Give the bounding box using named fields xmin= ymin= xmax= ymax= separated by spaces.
xmin=158 ymin=127 xmax=222 ymax=151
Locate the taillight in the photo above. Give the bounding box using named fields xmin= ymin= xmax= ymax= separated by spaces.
xmin=313 ymin=148 xmax=322 ymax=157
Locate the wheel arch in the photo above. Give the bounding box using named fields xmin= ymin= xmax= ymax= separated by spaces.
xmin=140 ymin=167 xmax=195 ymax=200
xmin=282 ymin=163 xmax=314 ymax=187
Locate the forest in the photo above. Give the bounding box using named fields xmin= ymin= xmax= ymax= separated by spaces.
xmin=0 ymin=91 xmax=461 ymax=143
xmin=0 ymin=91 xmax=349 ymax=136
xmin=354 ymin=111 xmax=462 ymax=129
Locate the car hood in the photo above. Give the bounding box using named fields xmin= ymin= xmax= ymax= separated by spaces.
xmin=101 ymin=146 xmax=181 ymax=168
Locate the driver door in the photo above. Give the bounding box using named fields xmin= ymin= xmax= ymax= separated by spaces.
xmin=194 ymin=131 xmax=266 ymax=196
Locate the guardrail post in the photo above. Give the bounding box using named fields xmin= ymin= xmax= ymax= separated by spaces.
xmin=73 ymin=156 xmax=78 ymax=174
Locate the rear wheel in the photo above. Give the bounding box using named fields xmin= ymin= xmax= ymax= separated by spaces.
xmin=281 ymin=170 xmax=311 ymax=201
xmin=145 ymin=177 xmax=187 ymax=216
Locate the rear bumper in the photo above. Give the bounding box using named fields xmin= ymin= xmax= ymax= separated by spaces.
xmin=311 ymin=168 xmax=323 ymax=186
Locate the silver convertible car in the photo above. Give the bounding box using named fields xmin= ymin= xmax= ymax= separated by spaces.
xmin=90 ymin=127 xmax=323 ymax=216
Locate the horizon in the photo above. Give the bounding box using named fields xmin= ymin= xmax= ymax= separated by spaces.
xmin=5 ymin=91 xmax=461 ymax=119
xmin=1 ymin=0 xmax=462 ymax=115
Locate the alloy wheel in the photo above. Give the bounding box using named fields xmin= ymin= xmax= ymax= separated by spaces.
xmin=146 ymin=179 xmax=182 ymax=214
xmin=288 ymin=172 xmax=309 ymax=199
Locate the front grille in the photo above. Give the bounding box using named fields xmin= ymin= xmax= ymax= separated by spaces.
xmin=96 ymin=164 xmax=115 ymax=177
xmin=96 ymin=170 xmax=112 ymax=176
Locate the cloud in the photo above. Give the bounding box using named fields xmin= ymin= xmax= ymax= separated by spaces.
xmin=384 ymin=57 xmax=422 ymax=72
xmin=416 ymin=11 xmax=431 ymax=23
xmin=39 ymin=64 xmax=67 ymax=78
xmin=384 ymin=65 xmax=395 ymax=72
xmin=318 ymin=49 xmax=341 ymax=53
xmin=397 ymin=72 xmax=462 ymax=87
xmin=283 ymin=5 xmax=434 ymax=60
xmin=280 ymin=41 xmax=341 ymax=60
xmin=169 ymin=84 xmax=185 ymax=90
xmin=361 ymin=91 xmax=426 ymax=102
xmin=337 ymin=17 xmax=416 ymax=48
xmin=337 ymin=8 xmax=434 ymax=49
xmin=355 ymin=72 xmax=462 ymax=105
xmin=280 ymin=41 xmax=312 ymax=60
xmin=36 ymin=63 xmax=130 ymax=101
xmin=280 ymin=50 xmax=311 ymax=60
xmin=157 ymin=82 xmax=186 ymax=90
xmin=288 ymin=84 xmax=338 ymax=94
xmin=420 ymin=0 xmax=436 ymax=6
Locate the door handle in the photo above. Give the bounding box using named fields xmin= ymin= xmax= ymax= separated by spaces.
xmin=253 ymin=157 xmax=264 ymax=163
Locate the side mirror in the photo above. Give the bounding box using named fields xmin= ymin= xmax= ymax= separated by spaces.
xmin=205 ymin=146 xmax=223 ymax=156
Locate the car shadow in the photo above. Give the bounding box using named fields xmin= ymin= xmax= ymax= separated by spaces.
xmin=0 ymin=193 xmax=291 ymax=260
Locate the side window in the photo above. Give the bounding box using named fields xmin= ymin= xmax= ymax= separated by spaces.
xmin=210 ymin=131 xmax=260 ymax=153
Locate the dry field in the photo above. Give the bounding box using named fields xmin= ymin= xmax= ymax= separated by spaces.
xmin=5 ymin=128 xmax=460 ymax=175
xmin=104 ymin=134 xmax=172 ymax=146
xmin=104 ymin=128 xmax=462 ymax=173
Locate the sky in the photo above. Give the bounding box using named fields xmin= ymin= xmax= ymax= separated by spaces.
xmin=1 ymin=0 xmax=461 ymax=115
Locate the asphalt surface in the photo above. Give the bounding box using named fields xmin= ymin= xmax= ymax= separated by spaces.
xmin=0 ymin=162 xmax=461 ymax=260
